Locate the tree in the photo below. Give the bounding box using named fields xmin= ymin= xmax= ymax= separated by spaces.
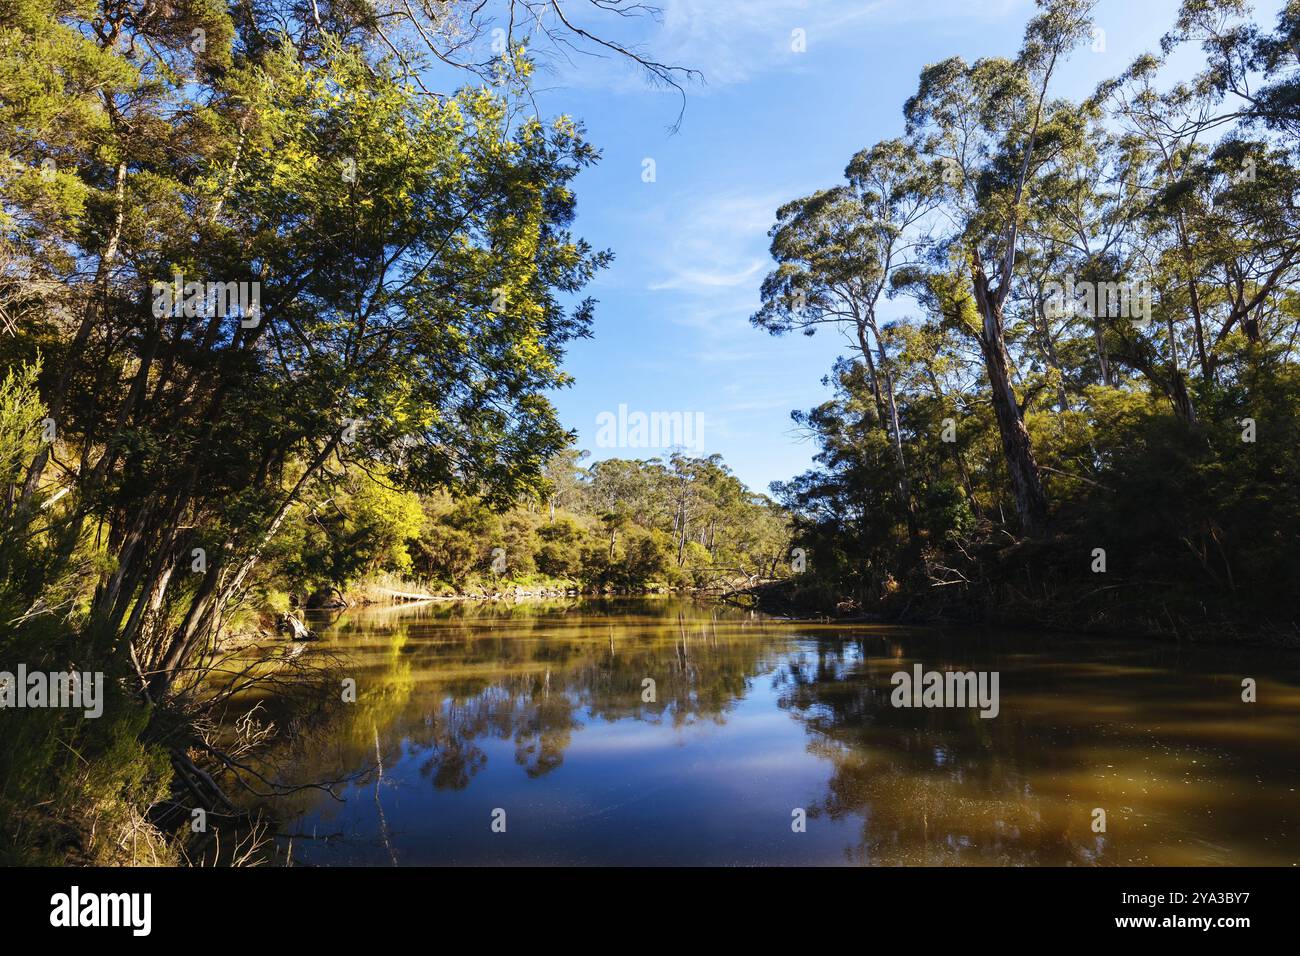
xmin=902 ymin=0 xmax=1098 ymax=535
xmin=754 ymin=139 xmax=939 ymax=540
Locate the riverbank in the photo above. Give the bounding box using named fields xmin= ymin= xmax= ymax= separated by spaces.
xmin=748 ymin=567 xmax=1300 ymax=650
xmin=744 ymin=539 xmax=1300 ymax=648
xmin=302 ymin=571 xmax=768 ymax=609
xmin=223 ymin=577 xmax=740 ymax=649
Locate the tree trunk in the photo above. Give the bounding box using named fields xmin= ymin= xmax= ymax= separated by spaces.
xmin=971 ymin=279 xmax=1049 ymax=537
xmin=924 ymin=368 xmax=977 ymax=511
xmin=1034 ymin=303 xmax=1070 ymax=412
xmin=880 ymin=364 xmax=918 ymax=541
xmin=18 ymin=160 xmax=129 ymax=514
xmin=1094 ymin=320 xmax=1113 ymax=387
xmin=1170 ymin=368 xmax=1198 ymax=425
xmin=151 ymin=434 xmax=341 ymax=696
xmin=857 ymin=322 xmax=917 ymax=541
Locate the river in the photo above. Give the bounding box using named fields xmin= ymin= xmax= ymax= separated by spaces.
xmin=248 ymin=597 xmax=1300 ymax=866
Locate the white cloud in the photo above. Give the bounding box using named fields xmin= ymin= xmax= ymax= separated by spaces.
xmin=641 ymin=190 xmax=782 ymax=310
xmin=649 ymin=261 xmax=763 ymax=292
xmin=532 ymin=0 xmax=1029 ymax=92
xmin=653 ymin=0 xmax=885 ymax=86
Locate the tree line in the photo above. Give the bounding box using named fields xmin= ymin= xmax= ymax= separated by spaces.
xmin=265 ymin=448 xmax=788 ymax=605
xmin=758 ymin=0 xmax=1300 ymax=638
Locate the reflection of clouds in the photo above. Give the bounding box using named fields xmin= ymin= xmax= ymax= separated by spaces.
xmin=567 ymin=725 xmax=680 ymax=753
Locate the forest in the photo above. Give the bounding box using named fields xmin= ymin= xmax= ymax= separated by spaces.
xmin=0 ymin=0 xmax=1297 ymax=869
xmin=761 ymin=0 xmax=1300 ymax=642
xmin=270 ymin=448 xmax=789 ymax=605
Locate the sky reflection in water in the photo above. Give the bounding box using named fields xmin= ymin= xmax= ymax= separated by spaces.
xmin=256 ymin=598 xmax=1300 ymax=866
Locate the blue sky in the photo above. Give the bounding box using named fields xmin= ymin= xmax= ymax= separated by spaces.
xmin=507 ymin=0 xmax=1282 ymax=495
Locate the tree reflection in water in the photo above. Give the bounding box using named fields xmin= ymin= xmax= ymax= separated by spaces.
xmin=238 ymin=599 xmax=1300 ymax=866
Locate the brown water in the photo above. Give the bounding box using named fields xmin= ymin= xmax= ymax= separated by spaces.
xmin=253 ymin=597 xmax=1300 ymax=866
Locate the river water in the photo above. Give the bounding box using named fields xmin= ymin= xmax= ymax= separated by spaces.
xmin=255 ymin=597 xmax=1299 ymax=866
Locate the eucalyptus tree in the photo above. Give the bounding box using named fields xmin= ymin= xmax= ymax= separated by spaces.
xmin=1158 ymin=0 xmax=1300 ymax=369
xmin=1170 ymin=139 xmax=1300 ymax=360
xmin=542 ymin=447 xmax=590 ymax=519
xmin=773 ymin=360 xmax=922 ymax=594
xmin=755 ymin=0 xmax=1300 ymax=642
xmin=1161 ymin=0 xmax=1300 ymax=139
xmin=901 ymin=0 xmax=1097 ymax=536
xmin=1098 ymin=21 xmax=1300 ymax=419
xmin=753 ymin=139 xmax=939 ymax=540
xmin=584 ymin=457 xmax=667 ymax=527
xmin=663 ymin=452 xmax=714 ymax=566
xmin=1020 ymin=111 xmax=1148 ymax=396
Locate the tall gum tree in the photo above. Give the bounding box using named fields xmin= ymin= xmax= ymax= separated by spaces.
xmin=902 ymin=0 xmax=1097 ymax=537
xmin=752 ymin=139 xmax=940 ymax=543
xmin=1094 ymin=9 xmax=1300 ymax=419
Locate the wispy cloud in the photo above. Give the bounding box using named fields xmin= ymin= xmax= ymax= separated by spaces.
xmin=533 ymin=0 xmax=1029 ymax=92
xmin=640 ymin=190 xmax=781 ymax=309
xmin=652 ymin=0 xmax=887 ymax=86
xmin=648 ymin=261 xmax=763 ymax=292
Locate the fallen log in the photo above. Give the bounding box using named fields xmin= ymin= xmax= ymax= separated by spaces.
xmin=277 ymin=612 xmax=315 ymax=641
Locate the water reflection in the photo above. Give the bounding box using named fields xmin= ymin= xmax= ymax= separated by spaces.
xmin=246 ymin=599 xmax=1300 ymax=866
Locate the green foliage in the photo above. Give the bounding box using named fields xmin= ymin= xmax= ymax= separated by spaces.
xmin=268 ymin=465 xmax=424 ymax=597
xmin=396 ymin=452 xmax=787 ymax=593
xmin=0 ymin=360 xmax=173 ymax=865
xmin=764 ymin=0 xmax=1300 ymax=637
xmin=535 ymin=517 xmax=585 ymax=577
xmin=0 ymin=0 xmax=651 ymax=864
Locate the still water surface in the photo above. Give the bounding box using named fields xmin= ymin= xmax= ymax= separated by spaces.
xmin=259 ymin=598 xmax=1300 ymax=865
